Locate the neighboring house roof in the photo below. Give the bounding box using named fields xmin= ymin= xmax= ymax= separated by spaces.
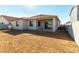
xmin=66 ymin=21 xmax=71 ymax=25
xmin=27 ymin=14 xmax=60 ymax=22
xmin=20 ymin=17 xmax=29 ymax=20
xmin=0 ymin=14 xmax=60 ymax=22
xmin=0 ymin=15 xmax=18 ymax=21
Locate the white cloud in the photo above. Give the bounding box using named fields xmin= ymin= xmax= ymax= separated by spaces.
xmin=24 ymin=5 xmax=38 ymax=10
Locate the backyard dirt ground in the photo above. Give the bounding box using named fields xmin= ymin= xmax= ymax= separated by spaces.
xmin=0 ymin=29 xmax=79 ymax=53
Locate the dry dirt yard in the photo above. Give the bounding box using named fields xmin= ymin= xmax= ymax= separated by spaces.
xmin=0 ymin=29 xmax=79 ymax=53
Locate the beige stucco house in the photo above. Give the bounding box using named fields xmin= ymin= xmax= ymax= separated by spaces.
xmin=24 ymin=15 xmax=60 ymax=32
xmin=0 ymin=15 xmax=25 ymax=30
xmin=0 ymin=14 xmax=60 ymax=32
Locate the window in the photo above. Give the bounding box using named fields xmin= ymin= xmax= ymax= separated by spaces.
xmin=1 ymin=22 xmax=3 ymax=24
xmin=29 ymin=21 xmax=33 ymax=26
xmin=38 ymin=21 xmax=41 ymax=26
xmin=16 ymin=21 xmax=19 ymax=27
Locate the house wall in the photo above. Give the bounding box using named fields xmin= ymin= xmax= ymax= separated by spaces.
xmin=77 ymin=6 xmax=79 ymax=20
xmin=0 ymin=16 xmax=9 ymax=29
xmin=28 ymin=20 xmax=37 ymax=30
xmin=39 ymin=21 xmax=45 ymax=29
xmin=11 ymin=20 xmax=24 ymax=30
xmin=23 ymin=20 xmax=28 ymax=29
xmin=70 ymin=7 xmax=77 ymax=23
xmin=70 ymin=6 xmax=79 ymax=46
xmin=36 ymin=21 xmax=43 ymax=30
xmin=71 ymin=21 xmax=79 ymax=45
xmin=65 ymin=23 xmax=74 ymax=39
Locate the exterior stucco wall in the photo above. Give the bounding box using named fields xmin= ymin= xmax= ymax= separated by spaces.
xmin=36 ymin=21 xmax=43 ymax=30
xmin=28 ymin=20 xmax=37 ymax=30
xmin=39 ymin=21 xmax=45 ymax=29
xmin=70 ymin=6 xmax=79 ymax=46
xmin=11 ymin=20 xmax=24 ymax=30
xmin=77 ymin=6 xmax=79 ymax=20
xmin=0 ymin=16 xmax=9 ymax=29
xmin=65 ymin=23 xmax=74 ymax=39
xmin=70 ymin=7 xmax=77 ymax=23
xmin=71 ymin=21 xmax=79 ymax=45
xmin=23 ymin=20 xmax=28 ymax=29
xmin=0 ymin=16 xmax=9 ymax=24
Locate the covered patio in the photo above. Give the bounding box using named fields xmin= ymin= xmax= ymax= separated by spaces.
xmin=27 ymin=14 xmax=60 ymax=32
xmin=36 ymin=19 xmax=53 ymax=31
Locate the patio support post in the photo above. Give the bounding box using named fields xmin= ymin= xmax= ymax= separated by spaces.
xmin=52 ymin=18 xmax=56 ymax=32
xmin=33 ymin=20 xmax=37 ymax=30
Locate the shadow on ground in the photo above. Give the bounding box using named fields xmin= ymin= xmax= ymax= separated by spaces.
xmin=0 ymin=29 xmax=74 ymax=41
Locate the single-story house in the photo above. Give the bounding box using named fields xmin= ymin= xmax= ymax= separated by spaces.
xmin=24 ymin=14 xmax=60 ymax=32
xmin=0 ymin=14 xmax=60 ymax=32
xmin=0 ymin=15 xmax=17 ymax=29
xmin=0 ymin=15 xmax=25 ymax=30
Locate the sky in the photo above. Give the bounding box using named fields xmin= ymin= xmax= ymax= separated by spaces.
xmin=0 ymin=5 xmax=72 ymax=24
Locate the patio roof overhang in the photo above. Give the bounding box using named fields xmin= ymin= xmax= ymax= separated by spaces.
xmin=26 ymin=15 xmax=60 ymax=22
